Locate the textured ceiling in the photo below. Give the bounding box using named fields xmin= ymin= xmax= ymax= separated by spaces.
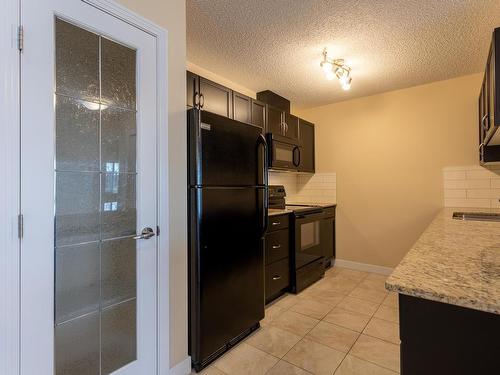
xmin=187 ymin=0 xmax=500 ymax=108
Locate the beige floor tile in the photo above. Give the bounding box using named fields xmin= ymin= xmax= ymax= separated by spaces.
xmin=350 ymin=334 xmax=400 ymax=372
xmin=337 ymin=297 xmax=379 ymax=316
xmin=358 ymin=278 xmax=388 ymax=293
xmin=266 ymin=360 xmax=312 ymax=375
xmin=270 ymin=310 xmax=319 ymax=336
xmin=271 ymin=293 xmax=300 ymax=310
xmin=382 ymin=293 xmax=399 ymax=309
xmin=306 ymin=321 xmax=359 ymax=353
xmin=334 ymin=354 xmax=397 ymax=375
xmin=300 ymin=288 xmax=345 ymax=308
xmin=348 ymin=286 xmax=387 ymax=304
xmin=290 ymin=298 xmax=333 ymax=319
xmin=193 ymin=366 xmax=227 ymax=375
xmin=373 ymin=305 xmax=399 ymax=324
xmin=324 ymin=307 xmax=371 ymax=332
xmin=363 ymin=318 xmax=400 ymax=344
xmin=262 ymin=304 xmax=287 ymax=326
xmin=364 ymin=273 xmax=389 ymax=283
xmin=316 ymin=278 xmax=360 ymax=295
xmin=213 ymin=343 xmax=278 ymax=375
xmin=283 ymin=338 xmax=346 ymax=375
xmin=337 ymin=268 xmax=369 ymax=281
xmin=245 ymin=325 xmax=301 ymax=358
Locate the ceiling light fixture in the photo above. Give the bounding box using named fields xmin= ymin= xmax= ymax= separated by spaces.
xmin=320 ymin=48 xmax=352 ymax=90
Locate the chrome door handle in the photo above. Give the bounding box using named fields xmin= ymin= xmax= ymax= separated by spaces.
xmin=272 ymin=221 xmax=281 ymax=226
xmin=272 ymin=275 xmax=282 ymax=281
xmin=272 ymin=244 xmax=281 ymax=249
xmin=133 ymin=227 xmax=156 ymax=240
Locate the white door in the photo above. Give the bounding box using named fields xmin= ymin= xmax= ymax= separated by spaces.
xmin=20 ymin=1 xmax=158 ymax=374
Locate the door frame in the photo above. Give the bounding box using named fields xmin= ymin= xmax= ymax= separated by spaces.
xmin=0 ymin=1 xmax=170 ymax=374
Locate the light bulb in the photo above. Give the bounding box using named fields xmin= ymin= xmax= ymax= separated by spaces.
xmin=339 ymin=73 xmax=350 ymax=86
xmin=321 ymin=60 xmax=333 ymax=73
xmin=325 ymin=70 xmax=335 ymax=80
xmin=341 ymin=77 xmax=352 ymax=90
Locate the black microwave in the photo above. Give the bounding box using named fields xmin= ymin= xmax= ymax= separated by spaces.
xmin=266 ymin=133 xmax=301 ymax=171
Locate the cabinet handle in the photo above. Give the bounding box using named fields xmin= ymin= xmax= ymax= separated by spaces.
xmin=481 ymin=114 xmax=488 ymax=130
xmin=272 ymin=221 xmax=281 ymax=226
xmin=199 ymin=93 xmax=205 ymax=108
xmin=272 ymin=275 xmax=282 ymax=281
xmin=194 ymin=92 xmax=200 ymax=107
xmin=272 ymin=244 xmax=282 ymax=249
xmin=284 ymin=122 xmax=288 ymax=133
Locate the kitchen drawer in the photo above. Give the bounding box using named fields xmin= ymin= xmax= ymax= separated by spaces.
xmin=323 ymin=207 xmax=336 ymax=218
xmin=268 ymin=214 xmax=289 ymax=232
xmin=265 ymin=229 xmax=289 ymax=264
xmin=265 ymin=258 xmax=290 ymax=302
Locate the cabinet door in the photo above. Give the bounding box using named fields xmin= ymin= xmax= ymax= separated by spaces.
xmin=298 ymin=119 xmax=315 ymax=173
xmin=186 ymin=71 xmax=199 ymax=108
xmin=267 ymin=105 xmax=283 ymax=135
xmin=251 ymin=99 xmax=266 ymax=130
xmin=320 ymin=217 xmax=335 ymax=260
xmin=283 ymin=112 xmax=299 ymax=140
xmin=233 ymin=91 xmax=252 ymax=124
xmin=199 ymin=77 xmax=233 ymax=118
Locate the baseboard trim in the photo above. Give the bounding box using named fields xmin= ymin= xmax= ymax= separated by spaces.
xmin=169 ymin=356 xmax=191 ymax=375
xmin=334 ymin=258 xmax=394 ymax=275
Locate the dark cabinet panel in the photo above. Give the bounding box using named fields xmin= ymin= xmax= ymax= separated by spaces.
xmin=283 ymin=113 xmax=299 ymax=140
xmin=298 ymin=119 xmax=315 ymax=173
xmin=268 ymin=214 xmax=289 ymax=232
xmin=233 ymin=92 xmax=252 ymax=124
xmin=199 ymin=77 xmax=233 ymax=118
xmin=265 ymin=229 xmax=289 ymax=265
xmin=186 ymin=71 xmax=199 ymax=109
xmin=267 ymin=105 xmax=283 ymax=135
xmin=251 ymin=99 xmax=266 ymax=130
xmin=265 ymin=258 xmax=290 ymax=303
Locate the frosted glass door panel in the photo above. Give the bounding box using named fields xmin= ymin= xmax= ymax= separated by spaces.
xmin=54 ymin=18 xmax=137 ymax=375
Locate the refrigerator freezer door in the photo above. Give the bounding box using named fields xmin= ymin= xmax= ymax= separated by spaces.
xmin=188 ymin=109 xmax=266 ymax=187
xmin=189 ymin=187 xmax=266 ymax=366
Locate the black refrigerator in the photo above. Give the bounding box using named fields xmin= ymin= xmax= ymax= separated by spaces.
xmin=188 ymin=109 xmax=268 ymax=372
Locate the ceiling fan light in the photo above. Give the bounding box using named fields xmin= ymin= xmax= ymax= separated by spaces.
xmin=325 ymin=70 xmax=335 ymax=80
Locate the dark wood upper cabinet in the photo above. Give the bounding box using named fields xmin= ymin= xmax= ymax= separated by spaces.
xmin=186 ymin=71 xmax=199 ymax=108
xmin=267 ymin=105 xmax=283 ymax=135
xmin=199 ymin=77 xmax=233 ymax=118
xmin=284 ymin=112 xmax=299 ymax=140
xmin=298 ymin=119 xmax=315 ymax=173
xmin=233 ymin=91 xmax=252 ymax=124
xmin=251 ymin=99 xmax=266 ymax=130
xmin=479 ymin=28 xmax=500 ymax=164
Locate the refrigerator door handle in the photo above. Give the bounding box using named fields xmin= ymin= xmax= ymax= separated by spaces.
xmin=257 ymin=134 xmax=269 ymax=234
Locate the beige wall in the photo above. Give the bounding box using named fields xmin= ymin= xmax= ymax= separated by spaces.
xmin=116 ymin=0 xmax=187 ymax=368
xmin=296 ymin=73 xmax=482 ymax=267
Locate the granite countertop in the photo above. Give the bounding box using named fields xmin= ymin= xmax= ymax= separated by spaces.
xmin=268 ymin=208 xmax=292 ymax=216
xmin=386 ymin=207 xmax=500 ymax=315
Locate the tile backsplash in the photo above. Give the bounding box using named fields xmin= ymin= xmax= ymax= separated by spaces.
xmin=443 ymin=166 xmax=500 ymax=208
xmin=268 ymin=172 xmax=337 ymax=204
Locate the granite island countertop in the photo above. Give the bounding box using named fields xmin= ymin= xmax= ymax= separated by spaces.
xmin=386 ymin=207 xmax=500 ymax=315
xmin=268 ymin=208 xmax=292 ymax=217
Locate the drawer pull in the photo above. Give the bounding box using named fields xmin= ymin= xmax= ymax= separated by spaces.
xmin=272 ymin=244 xmax=282 ymax=249
xmin=272 ymin=275 xmax=282 ymax=281
xmin=272 ymin=221 xmax=281 ymax=226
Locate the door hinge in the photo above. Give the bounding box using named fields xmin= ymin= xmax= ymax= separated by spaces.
xmin=18 ymin=214 xmax=24 ymax=239
xmin=18 ymin=25 xmax=24 ymax=51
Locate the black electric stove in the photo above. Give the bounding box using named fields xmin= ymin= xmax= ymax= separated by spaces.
xmin=268 ymin=185 xmax=326 ymax=292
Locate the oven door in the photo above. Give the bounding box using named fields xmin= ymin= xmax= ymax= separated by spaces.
xmin=294 ymin=211 xmax=324 ymax=269
xmin=267 ymin=135 xmax=300 ymax=171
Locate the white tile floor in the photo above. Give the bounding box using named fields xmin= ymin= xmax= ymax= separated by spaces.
xmin=194 ymin=266 xmax=400 ymax=375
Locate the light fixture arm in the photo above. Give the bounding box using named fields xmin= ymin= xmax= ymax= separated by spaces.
xmin=320 ymin=48 xmax=352 ymax=90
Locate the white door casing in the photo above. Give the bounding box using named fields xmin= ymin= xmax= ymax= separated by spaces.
xmin=18 ymin=0 xmax=169 ymax=374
